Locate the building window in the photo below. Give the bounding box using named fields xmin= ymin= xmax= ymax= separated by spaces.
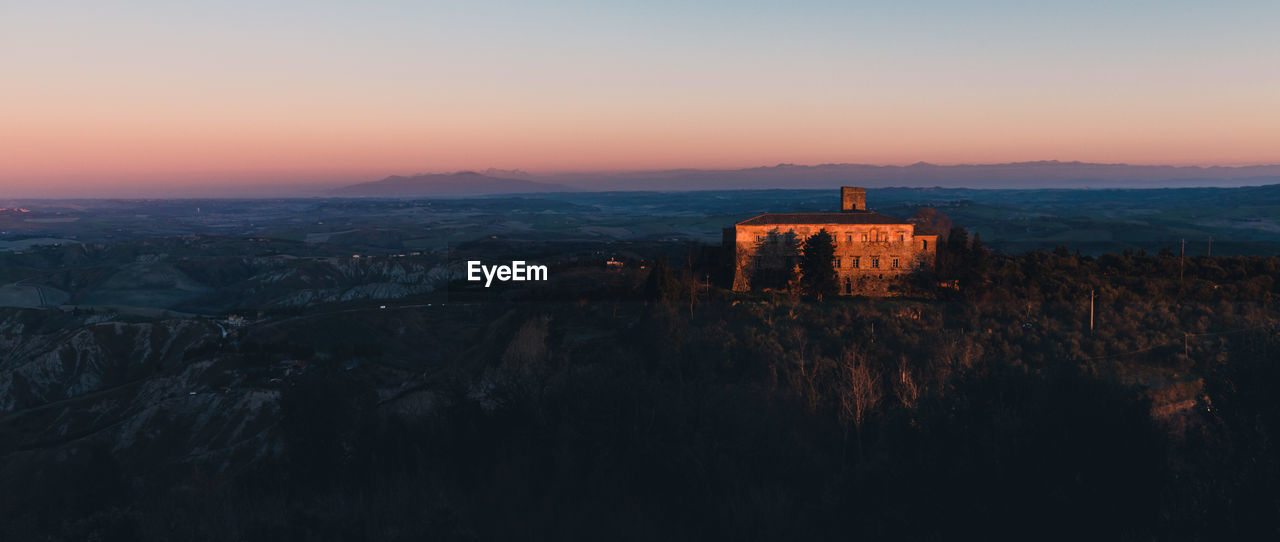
xmin=892 ymin=258 xmax=900 ymax=268
xmin=845 ymin=234 xmax=852 ymax=243
xmin=922 ymin=239 xmax=928 ymax=250
xmin=851 ymin=256 xmax=860 ymax=269
xmin=861 ymin=233 xmax=868 ymax=242
xmin=871 ymin=257 xmax=880 ymax=269
xmin=755 ymin=235 xmax=764 ymax=242
xmin=834 ymin=256 xmax=841 ymax=268
xmin=899 ymin=234 xmax=905 ymax=242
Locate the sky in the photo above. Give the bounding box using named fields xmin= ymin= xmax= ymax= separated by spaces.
xmin=3 ymin=1 xmax=1279 ymax=196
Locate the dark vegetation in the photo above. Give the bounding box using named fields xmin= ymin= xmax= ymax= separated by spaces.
xmin=747 ymin=231 xmax=799 ymax=291
xmin=6 ymin=228 xmax=1280 ymax=541
xmin=798 ymin=229 xmax=838 ymax=299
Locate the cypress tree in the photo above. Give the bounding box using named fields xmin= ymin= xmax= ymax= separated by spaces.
xmin=800 ymin=229 xmax=839 ymax=299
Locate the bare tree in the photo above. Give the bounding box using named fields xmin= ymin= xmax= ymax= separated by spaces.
xmin=838 ymin=348 xmax=882 ymax=461
xmin=909 ymin=207 xmax=953 ymax=239
xmin=896 ymin=356 xmax=920 ymax=410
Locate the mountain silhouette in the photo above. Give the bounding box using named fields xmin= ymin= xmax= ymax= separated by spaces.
xmin=543 ymin=161 xmax=1280 ymax=190
xmin=331 ymin=171 xmax=575 ymax=196
xmin=332 ymin=162 xmax=1280 ymax=196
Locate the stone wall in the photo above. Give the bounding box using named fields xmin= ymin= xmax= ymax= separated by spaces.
xmin=730 ymin=223 xmax=936 ymax=295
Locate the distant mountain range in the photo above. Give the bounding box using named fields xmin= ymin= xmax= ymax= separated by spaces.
xmin=331 ymin=161 xmax=1280 ymax=196
xmin=330 ymin=171 xmax=575 ymax=196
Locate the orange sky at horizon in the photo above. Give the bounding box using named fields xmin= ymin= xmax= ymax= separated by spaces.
xmin=9 ymin=78 xmax=1278 ymax=184
xmin=4 ymin=1 xmax=1279 ymax=195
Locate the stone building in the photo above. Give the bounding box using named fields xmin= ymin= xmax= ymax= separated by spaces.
xmin=726 ymin=187 xmax=938 ymax=295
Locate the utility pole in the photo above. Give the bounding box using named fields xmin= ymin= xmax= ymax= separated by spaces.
xmin=1208 ymin=236 xmax=1212 ymax=257
xmin=1180 ymin=239 xmax=1186 ymax=281
xmin=1089 ymin=289 xmax=1095 ymax=332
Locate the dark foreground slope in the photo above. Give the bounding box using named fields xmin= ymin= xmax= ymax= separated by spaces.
xmin=2 ymin=242 xmax=1279 ymax=541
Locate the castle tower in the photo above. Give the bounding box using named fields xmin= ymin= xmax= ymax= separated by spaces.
xmin=841 ymin=186 xmax=866 ymax=212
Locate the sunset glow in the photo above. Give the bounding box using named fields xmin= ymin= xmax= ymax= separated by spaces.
xmin=4 ymin=1 xmax=1279 ymax=196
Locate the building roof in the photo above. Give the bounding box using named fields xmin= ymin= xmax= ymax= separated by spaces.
xmin=736 ymin=211 xmax=910 ymax=227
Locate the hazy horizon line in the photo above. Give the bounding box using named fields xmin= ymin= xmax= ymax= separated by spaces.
xmin=7 ymin=159 xmax=1280 ymax=199
xmin=462 ymin=159 xmax=1280 ymax=176
xmin=14 ymin=158 xmax=1280 ymax=183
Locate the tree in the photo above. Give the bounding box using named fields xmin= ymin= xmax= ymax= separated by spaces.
xmin=967 ymin=231 xmax=990 ymax=281
xmin=970 ymin=232 xmax=986 ymax=256
xmin=838 ymin=347 xmax=881 ymax=460
xmin=936 ymin=226 xmax=971 ymax=280
xmin=799 ymin=229 xmax=839 ymax=299
xmin=749 ymin=230 xmax=800 ymax=291
xmin=643 ymin=257 xmax=678 ymax=302
xmin=910 ymin=207 xmax=953 ymax=238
